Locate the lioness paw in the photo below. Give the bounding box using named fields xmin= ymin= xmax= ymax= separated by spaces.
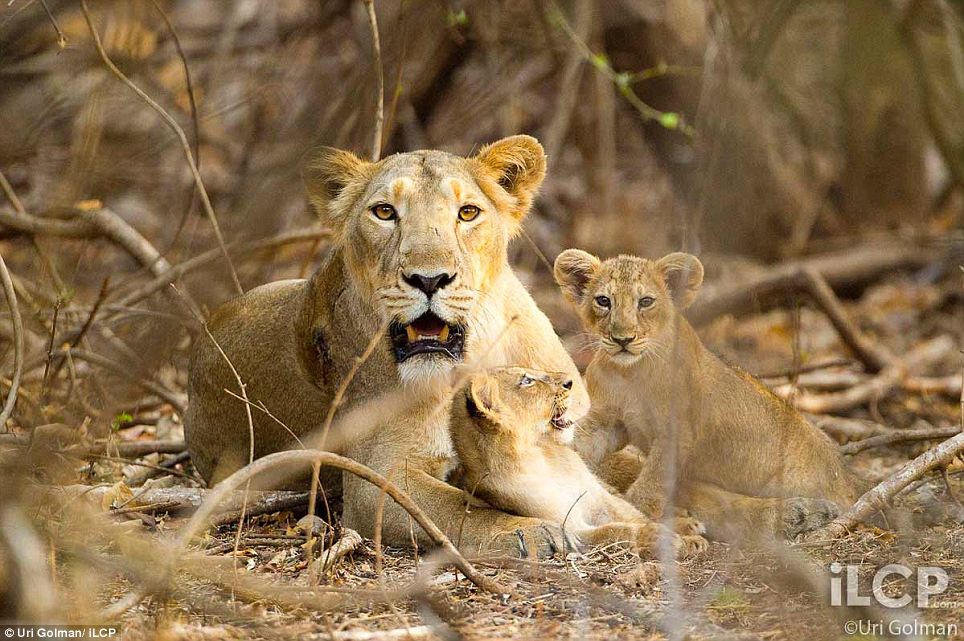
xmin=782 ymin=497 xmax=840 ymax=540
xmin=488 ymin=520 xmax=578 ymax=559
xmin=673 ymin=515 xmax=706 ymax=537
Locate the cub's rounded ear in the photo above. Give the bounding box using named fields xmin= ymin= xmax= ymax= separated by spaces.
xmin=554 ymin=249 xmax=600 ymax=304
xmin=303 ymin=147 xmax=373 ymax=221
xmin=467 ymin=373 xmax=504 ymax=427
xmin=656 ymin=252 xmax=704 ymax=309
xmin=474 ymin=135 xmax=547 ymax=220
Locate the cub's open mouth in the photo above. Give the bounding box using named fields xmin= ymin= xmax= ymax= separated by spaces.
xmin=389 ymin=311 xmax=466 ymax=362
xmin=550 ymin=409 xmax=571 ymax=430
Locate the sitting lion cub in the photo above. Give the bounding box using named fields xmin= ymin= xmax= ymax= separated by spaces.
xmin=554 ymin=250 xmax=863 ymax=541
xmin=449 ymin=367 xmax=708 ymax=557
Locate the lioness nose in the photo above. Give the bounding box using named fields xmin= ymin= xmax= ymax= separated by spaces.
xmin=404 ymin=272 xmax=455 ymax=297
xmin=613 ymin=335 xmax=636 ymax=348
xmin=562 ymin=379 xmax=573 ymax=390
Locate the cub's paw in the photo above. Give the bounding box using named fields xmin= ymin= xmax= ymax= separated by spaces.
xmin=673 ymin=515 xmax=706 ymax=537
xmin=782 ymin=497 xmax=840 ymax=540
xmin=673 ymin=533 xmax=709 ymax=558
xmin=487 ymin=519 xmax=579 ymax=559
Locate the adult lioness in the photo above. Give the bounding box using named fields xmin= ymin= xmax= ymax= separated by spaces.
xmin=553 ymin=249 xmax=862 ymax=541
xmin=185 ymin=136 xmax=589 ymax=556
xmin=449 ymin=367 xmax=707 ymax=557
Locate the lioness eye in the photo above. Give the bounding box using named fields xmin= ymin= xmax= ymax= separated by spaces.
xmin=371 ymin=204 xmax=397 ymax=221
xmin=638 ymin=296 xmax=655 ymax=309
xmin=519 ymin=374 xmax=534 ymax=387
xmin=594 ymin=295 xmax=611 ymax=309
xmin=458 ymin=204 xmax=481 ymax=222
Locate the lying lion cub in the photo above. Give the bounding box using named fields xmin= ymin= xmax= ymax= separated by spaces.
xmin=554 ymin=250 xmax=863 ymax=541
xmin=449 ymin=367 xmax=708 ymax=557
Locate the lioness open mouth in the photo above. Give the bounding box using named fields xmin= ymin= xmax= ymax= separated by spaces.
xmin=389 ymin=311 xmax=466 ymax=362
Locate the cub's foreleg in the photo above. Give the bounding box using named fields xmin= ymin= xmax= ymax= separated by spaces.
xmin=679 ymin=482 xmax=841 ymax=542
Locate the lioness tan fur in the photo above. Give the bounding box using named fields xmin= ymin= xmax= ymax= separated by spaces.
xmin=449 ymin=367 xmax=708 ymax=557
xmin=553 ymin=250 xmax=862 ymax=541
xmin=186 ymin=136 xmax=589 ymax=557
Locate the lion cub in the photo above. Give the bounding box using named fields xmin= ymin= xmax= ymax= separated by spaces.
xmin=554 ymin=250 xmax=862 ymax=541
xmin=449 ymin=367 xmax=708 ymax=557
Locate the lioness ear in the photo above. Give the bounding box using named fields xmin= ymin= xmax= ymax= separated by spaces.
xmin=467 ymin=374 xmax=504 ymax=427
xmin=554 ymin=249 xmax=600 ymax=304
xmin=474 ymin=135 xmax=547 ymax=220
xmin=656 ymin=252 xmax=704 ymax=309
xmin=303 ymin=147 xmax=373 ymax=221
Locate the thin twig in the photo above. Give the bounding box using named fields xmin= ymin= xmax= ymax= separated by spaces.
xmin=363 ymin=0 xmax=384 ymax=161
xmin=0 ymin=254 xmax=23 ymax=432
xmin=79 ymin=0 xmax=242 ymax=294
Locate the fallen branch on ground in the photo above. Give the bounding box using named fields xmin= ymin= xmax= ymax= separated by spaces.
xmin=807 ymin=414 xmax=894 ymax=442
xmin=688 ymin=243 xmax=934 ymax=326
xmin=776 ymin=335 xmax=953 ymax=414
xmin=810 ymin=430 xmax=964 ymax=539
xmin=60 ymin=484 xmax=310 ymax=522
xmin=840 ymin=425 xmax=961 ymax=455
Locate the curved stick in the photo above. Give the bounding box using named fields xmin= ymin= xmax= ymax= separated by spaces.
xmin=175 ymin=450 xmax=510 ymax=595
xmin=0 ymin=254 xmax=23 ymax=431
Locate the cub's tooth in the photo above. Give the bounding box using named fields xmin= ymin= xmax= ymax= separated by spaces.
xmin=438 ymin=325 xmax=450 ymax=342
xmin=405 ymin=326 xmax=418 ymax=342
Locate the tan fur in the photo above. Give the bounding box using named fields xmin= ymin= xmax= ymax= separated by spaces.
xmin=554 ymin=250 xmax=862 ymax=541
xmin=185 ymin=137 xmax=589 ymax=557
xmin=450 ymin=367 xmax=708 ymax=557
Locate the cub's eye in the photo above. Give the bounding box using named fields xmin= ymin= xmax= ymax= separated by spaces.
xmin=371 ymin=204 xmax=397 ymax=221
xmin=638 ymin=296 xmax=655 ymax=309
xmin=519 ymin=374 xmax=535 ymax=388
xmin=594 ymin=295 xmax=611 ymax=309
xmin=458 ymin=204 xmax=481 ymax=222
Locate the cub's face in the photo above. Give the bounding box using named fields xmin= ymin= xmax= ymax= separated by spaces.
xmin=554 ymin=250 xmax=704 ymax=367
xmin=464 ymin=367 xmax=575 ymax=444
xmin=305 ymin=137 xmax=546 ymax=383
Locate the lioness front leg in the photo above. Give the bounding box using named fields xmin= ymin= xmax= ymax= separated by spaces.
xmin=341 ymin=460 xmax=572 ymax=558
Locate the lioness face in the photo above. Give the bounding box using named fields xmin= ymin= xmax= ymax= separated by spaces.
xmin=465 ymin=367 xmax=576 ymax=444
xmin=305 ymin=137 xmax=546 ymax=383
xmin=554 ymin=250 xmax=704 ymax=367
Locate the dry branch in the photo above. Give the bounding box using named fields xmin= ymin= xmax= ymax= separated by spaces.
xmin=0 ymin=254 xmax=23 ymax=432
xmin=840 ymin=425 xmax=961 ymax=455
xmin=797 ymin=268 xmax=893 ymax=373
xmin=777 ymin=335 xmax=953 ymax=414
xmin=363 ymin=0 xmax=384 ymax=162
xmin=806 ymin=414 xmax=893 ymax=442
xmin=61 ymin=484 xmax=310 ymax=521
xmin=812 ymin=430 xmax=964 ymax=538
xmin=174 ymin=450 xmax=510 ymax=595
xmin=687 ymin=243 xmax=933 ymax=325
xmin=86 ymin=440 xmax=186 ymax=457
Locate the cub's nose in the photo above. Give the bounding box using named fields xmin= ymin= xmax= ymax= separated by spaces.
xmin=562 ymin=379 xmax=573 ymax=390
xmin=612 ymin=335 xmax=636 ymax=349
xmin=403 ymin=272 xmax=455 ymax=298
